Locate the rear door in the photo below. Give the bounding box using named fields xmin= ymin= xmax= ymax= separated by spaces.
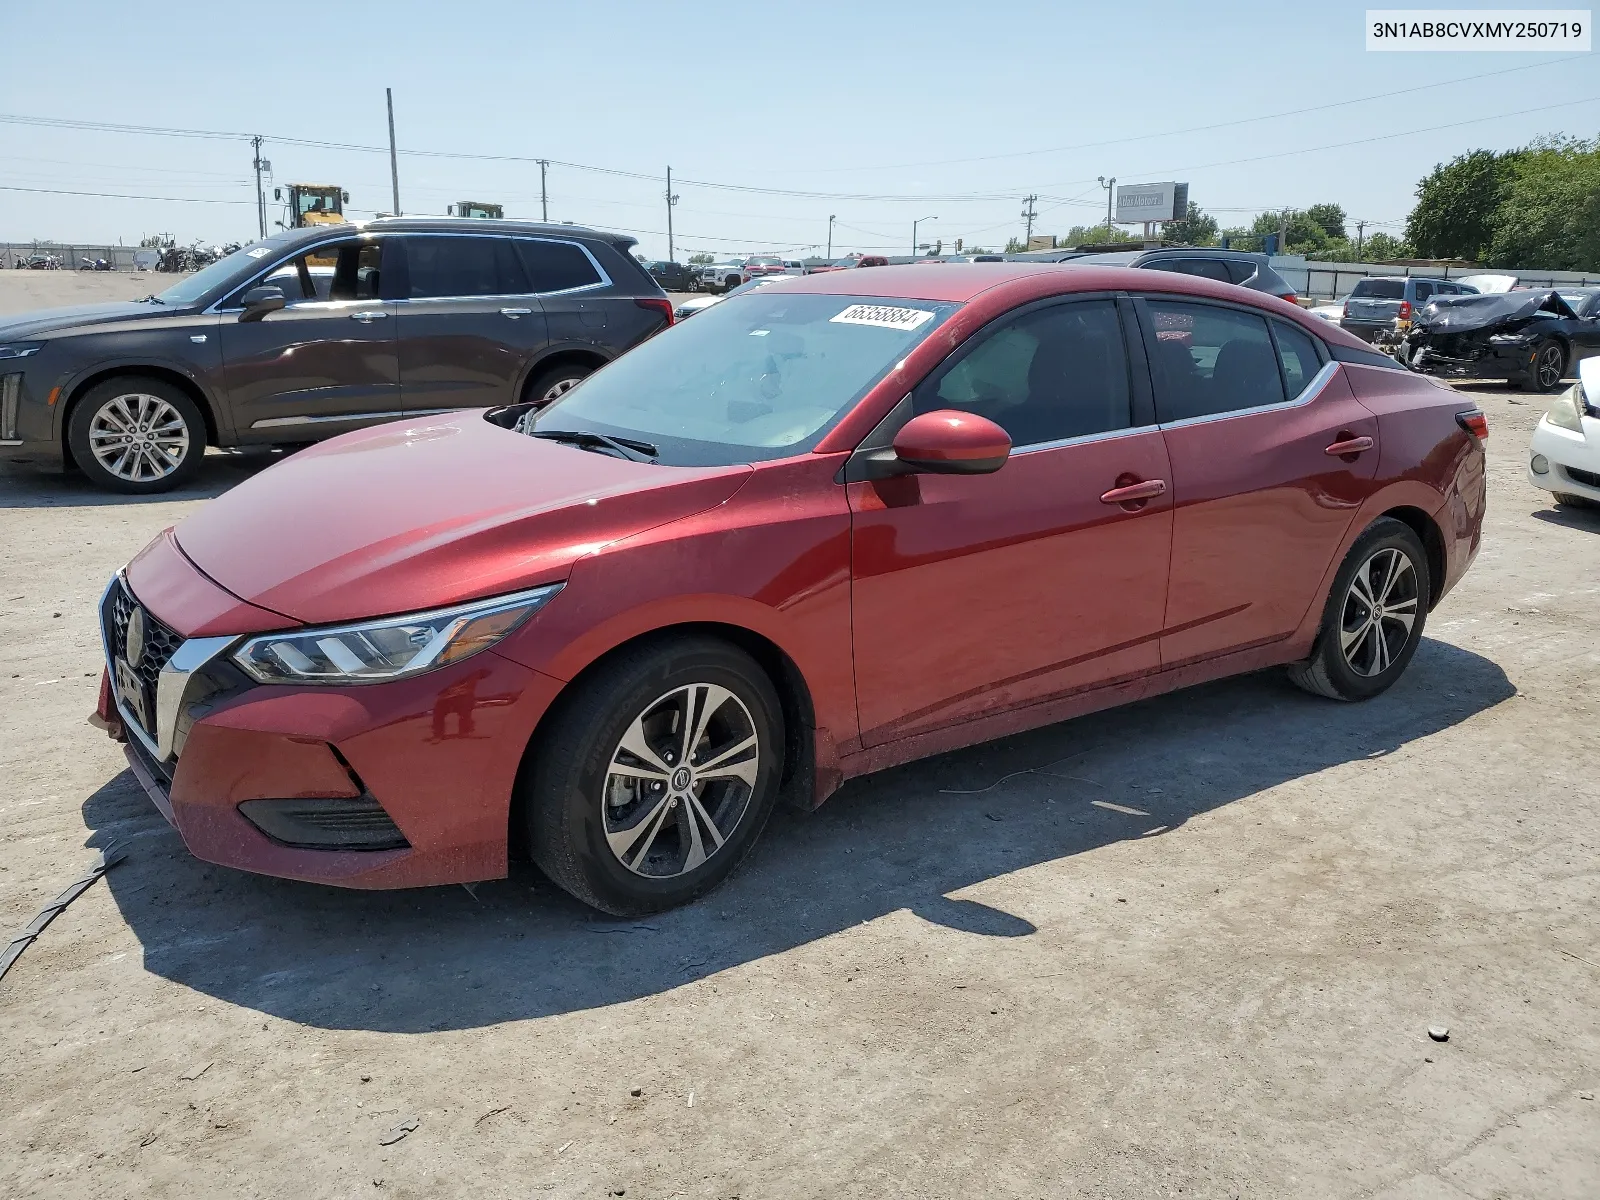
xmin=1136 ymin=296 xmax=1380 ymax=667
xmin=393 ymin=233 xmax=550 ymax=413
xmin=515 ymin=236 xmax=641 ymax=365
xmin=218 ymin=236 xmax=401 ymax=440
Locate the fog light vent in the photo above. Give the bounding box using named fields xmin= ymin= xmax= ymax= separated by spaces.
xmin=1531 ymin=453 xmax=1549 ymax=474
xmin=238 ymin=796 xmax=409 ymax=851
xmin=1 ymin=373 xmax=20 ymax=441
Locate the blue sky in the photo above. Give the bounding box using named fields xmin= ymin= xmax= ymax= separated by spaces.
xmin=0 ymin=0 xmax=1593 ymax=258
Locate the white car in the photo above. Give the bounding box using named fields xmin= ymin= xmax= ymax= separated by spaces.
xmin=698 ymin=260 xmax=749 ymax=293
xmin=1528 ymin=356 xmax=1600 ymax=507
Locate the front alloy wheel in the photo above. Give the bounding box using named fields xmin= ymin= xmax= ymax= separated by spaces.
xmin=523 ymin=635 xmax=784 ymax=914
xmin=67 ymin=376 xmax=205 ymax=494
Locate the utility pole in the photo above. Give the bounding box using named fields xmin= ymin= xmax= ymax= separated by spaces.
xmin=1355 ymin=219 xmax=1367 ymax=259
xmin=664 ymin=166 xmax=679 ymax=261
xmin=251 ymin=136 xmax=267 ymax=239
xmin=385 ymin=88 xmax=401 ymax=216
xmin=1021 ymin=194 xmax=1038 ymax=246
xmin=1097 ymin=176 xmax=1115 ymax=237
xmin=539 ymin=160 xmax=549 ymax=222
xmin=1277 ymin=211 xmax=1288 ymax=257
xmin=827 ymin=214 xmax=836 ymax=259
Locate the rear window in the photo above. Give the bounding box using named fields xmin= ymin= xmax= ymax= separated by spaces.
xmin=515 ymin=239 xmax=604 ymax=293
xmin=1350 ymin=279 xmax=1405 ymax=300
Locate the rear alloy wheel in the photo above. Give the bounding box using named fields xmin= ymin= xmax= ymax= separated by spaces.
xmin=524 ymin=363 xmax=594 ymax=408
xmin=67 ymin=376 xmax=205 ymax=494
xmin=1521 ymin=338 xmax=1567 ymax=393
xmin=1288 ymin=517 xmax=1430 ymax=701
xmin=523 ymin=636 xmax=784 ymax=915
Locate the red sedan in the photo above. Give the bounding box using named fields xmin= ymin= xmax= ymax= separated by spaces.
xmin=95 ymin=265 xmax=1486 ymax=914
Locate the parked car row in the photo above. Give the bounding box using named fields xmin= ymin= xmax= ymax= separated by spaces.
xmin=0 ymin=218 xmax=675 ymax=492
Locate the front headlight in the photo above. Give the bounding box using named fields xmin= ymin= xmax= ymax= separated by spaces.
xmin=233 ymin=584 xmax=562 ymax=684
xmin=1546 ymin=385 xmax=1586 ymax=434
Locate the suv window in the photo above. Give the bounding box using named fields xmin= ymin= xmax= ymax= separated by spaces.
xmin=1273 ymin=320 xmax=1324 ymax=400
xmin=918 ymin=299 xmax=1131 ymax=447
xmin=401 ymin=235 xmax=524 ymax=299
xmin=1144 ymin=300 xmax=1285 ymax=422
xmin=1350 ymin=279 xmax=1405 ymax=300
xmin=252 ymin=240 xmax=382 ymax=304
xmin=515 ymin=239 xmax=603 ymax=293
xmin=1151 ymin=258 xmax=1232 ymax=284
xmin=1225 ymin=260 xmax=1255 ymax=285
xmin=1413 ymin=282 xmax=1435 ymax=302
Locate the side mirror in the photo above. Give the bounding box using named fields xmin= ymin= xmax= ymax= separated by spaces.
xmin=237 ymin=285 xmax=287 ymax=322
xmin=892 ymin=409 xmax=1011 ymax=474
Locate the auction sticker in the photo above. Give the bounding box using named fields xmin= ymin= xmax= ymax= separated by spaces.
xmin=830 ymin=304 xmax=935 ymax=330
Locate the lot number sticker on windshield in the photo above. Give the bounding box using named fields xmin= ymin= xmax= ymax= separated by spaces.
xmin=830 ymin=304 xmax=935 ymax=331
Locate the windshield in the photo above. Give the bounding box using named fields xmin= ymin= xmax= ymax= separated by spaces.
xmin=534 ymin=292 xmax=957 ymax=465
xmin=1559 ymin=291 xmax=1594 ymax=312
xmin=1350 ymin=279 xmax=1405 ymax=300
xmin=154 ymin=234 xmax=298 ymax=306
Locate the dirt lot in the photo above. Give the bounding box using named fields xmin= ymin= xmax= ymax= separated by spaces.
xmin=0 ymin=274 xmax=1596 ymax=1199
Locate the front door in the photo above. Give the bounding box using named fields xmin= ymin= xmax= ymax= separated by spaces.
xmin=849 ymin=297 xmax=1173 ymax=747
xmin=1136 ymin=296 xmax=1380 ymax=667
xmin=391 ymin=233 xmax=551 ymax=412
xmin=218 ymin=236 xmax=400 ymax=440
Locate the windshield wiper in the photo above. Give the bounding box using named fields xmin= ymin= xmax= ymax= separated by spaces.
xmin=531 ymin=428 xmax=658 ymax=463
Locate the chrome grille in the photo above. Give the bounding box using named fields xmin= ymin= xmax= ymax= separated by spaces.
xmin=103 ymin=576 xmax=183 ymax=736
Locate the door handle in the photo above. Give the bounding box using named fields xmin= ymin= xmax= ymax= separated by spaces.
xmin=500 ymin=307 xmax=533 ymax=317
xmin=1100 ymin=478 xmax=1167 ymax=505
xmin=1324 ymin=435 xmax=1374 ymax=457
xmin=349 ymin=310 xmax=387 ymax=322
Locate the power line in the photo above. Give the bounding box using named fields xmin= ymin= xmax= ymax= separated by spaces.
xmin=0 ymin=184 xmax=252 ymax=205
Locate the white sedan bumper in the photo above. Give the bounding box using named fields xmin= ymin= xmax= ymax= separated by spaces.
xmin=1528 ymin=410 xmax=1600 ymax=502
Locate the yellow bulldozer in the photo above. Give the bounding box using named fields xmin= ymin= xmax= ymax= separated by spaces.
xmin=448 ymin=201 xmax=504 ymax=219
xmin=276 ymin=183 xmax=350 ymax=228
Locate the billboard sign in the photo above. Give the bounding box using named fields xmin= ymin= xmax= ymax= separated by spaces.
xmin=1114 ymin=182 xmax=1188 ymax=223
xmin=1026 ymin=235 xmax=1056 ymax=250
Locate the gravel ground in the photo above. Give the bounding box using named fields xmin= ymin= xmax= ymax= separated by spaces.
xmin=0 ymin=273 xmax=1596 ymax=1199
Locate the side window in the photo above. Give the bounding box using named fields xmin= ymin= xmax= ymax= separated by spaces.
xmin=918 ymin=299 xmax=1131 ymax=447
xmin=246 ymin=241 xmax=376 ymax=304
xmin=402 ymin=235 xmax=523 ymax=299
xmin=1272 ymin=320 xmax=1324 ymax=400
xmin=1225 ymin=260 xmax=1256 ymax=285
xmin=1144 ymin=300 xmax=1285 ymax=422
xmin=515 ymin=239 xmax=604 ymax=293
xmin=1413 ymin=282 xmax=1435 ymax=303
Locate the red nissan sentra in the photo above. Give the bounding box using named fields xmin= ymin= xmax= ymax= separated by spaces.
xmin=94 ymin=265 xmax=1486 ymax=914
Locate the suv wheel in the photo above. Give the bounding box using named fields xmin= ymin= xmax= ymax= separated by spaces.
xmin=522 ymin=635 xmax=784 ymax=915
xmin=67 ymin=376 xmax=205 ymax=494
xmin=525 ymin=363 xmax=594 ymax=408
xmin=1287 ymin=517 xmax=1430 ymax=702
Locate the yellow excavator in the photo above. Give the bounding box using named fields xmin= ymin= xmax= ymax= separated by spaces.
xmin=449 ymin=201 xmax=504 ymax=219
xmin=276 ymin=183 xmax=350 ymax=228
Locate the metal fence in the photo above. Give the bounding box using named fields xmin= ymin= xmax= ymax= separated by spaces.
xmin=0 ymin=243 xmax=147 ymax=272
xmin=1274 ymin=256 xmax=1600 ymax=300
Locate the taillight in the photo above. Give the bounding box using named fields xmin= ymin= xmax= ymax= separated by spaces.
xmin=1282 ymin=293 xmax=1297 ymax=306
xmin=635 ymin=297 xmax=674 ymax=327
xmin=1341 ymin=302 xmax=1349 ymax=319
xmin=1398 ymin=300 xmax=1412 ymax=321
xmin=1456 ymin=409 xmax=1488 ymax=442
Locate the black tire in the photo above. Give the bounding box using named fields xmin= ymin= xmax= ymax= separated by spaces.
xmin=67 ymin=375 xmax=205 ymax=494
xmin=522 ymin=635 xmax=785 ymax=915
xmin=1287 ymin=517 xmax=1431 ymax=702
xmin=723 ymin=275 xmax=742 ymax=293
xmin=523 ymin=362 xmax=594 ymax=409
xmin=1553 ymin=491 xmax=1600 ymax=509
xmin=1521 ymin=338 xmax=1567 ymax=393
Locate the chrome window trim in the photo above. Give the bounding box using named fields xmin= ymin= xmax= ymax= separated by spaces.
xmin=1154 ymin=359 xmax=1341 ymax=431
xmin=1009 ymin=422 xmax=1160 ymax=457
xmin=387 ymin=231 xmax=611 ymax=300
xmin=250 ymin=406 xmax=456 ymax=429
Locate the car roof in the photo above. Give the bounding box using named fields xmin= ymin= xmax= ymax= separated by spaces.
xmin=760 ymin=263 xmax=1373 ymax=351
xmin=344 ymin=216 xmax=626 ymax=241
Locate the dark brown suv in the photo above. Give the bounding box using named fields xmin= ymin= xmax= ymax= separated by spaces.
xmin=0 ymin=218 xmax=673 ymax=492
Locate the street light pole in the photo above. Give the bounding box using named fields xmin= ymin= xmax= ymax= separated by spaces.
xmin=1099 ymin=176 xmax=1116 ymax=237
xmin=386 ymin=87 xmax=401 ymax=217
xmin=913 ymin=215 xmax=936 ymax=258
xmin=827 ymin=214 xmax=836 ymax=260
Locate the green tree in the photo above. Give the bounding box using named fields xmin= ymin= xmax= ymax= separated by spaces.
xmin=1062 ymin=224 xmax=1136 ymax=246
xmin=1305 ymin=203 xmax=1347 ymax=242
xmin=1487 ymin=137 xmax=1600 ymax=271
xmin=1162 ymin=202 xmax=1218 ymax=246
xmin=1363 ymin=231 xmax=1415 ymax=261
xmin=1250 ymin=209 xmax=1332 ymax=254
xmin=1406 ymin=149 xmax=1522 ymax=261
xmin=687 ymin=252 xmax=714 ymax=264
xmin=1004 ymin=237 xmax=1027 ymax=253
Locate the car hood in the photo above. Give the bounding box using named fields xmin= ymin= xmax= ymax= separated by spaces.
xmin=173 ymin=412 xmax=753 ymax=626
xmin=0 ymin=300 xmax=171 ymax=341
xmin=1413 ymin=289 xmax=1577 ymax=336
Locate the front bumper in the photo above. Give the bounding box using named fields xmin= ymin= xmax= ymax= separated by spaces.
xmin=98 ymin=564 xmax=566 ymax=889
xmin=1528 ymin=411 xmax=1600 ymax=501
xmin=0 ymin=365 xmax=66 ymax=468
xmin=1404 ymin=338 xmax=1539 ymax=381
